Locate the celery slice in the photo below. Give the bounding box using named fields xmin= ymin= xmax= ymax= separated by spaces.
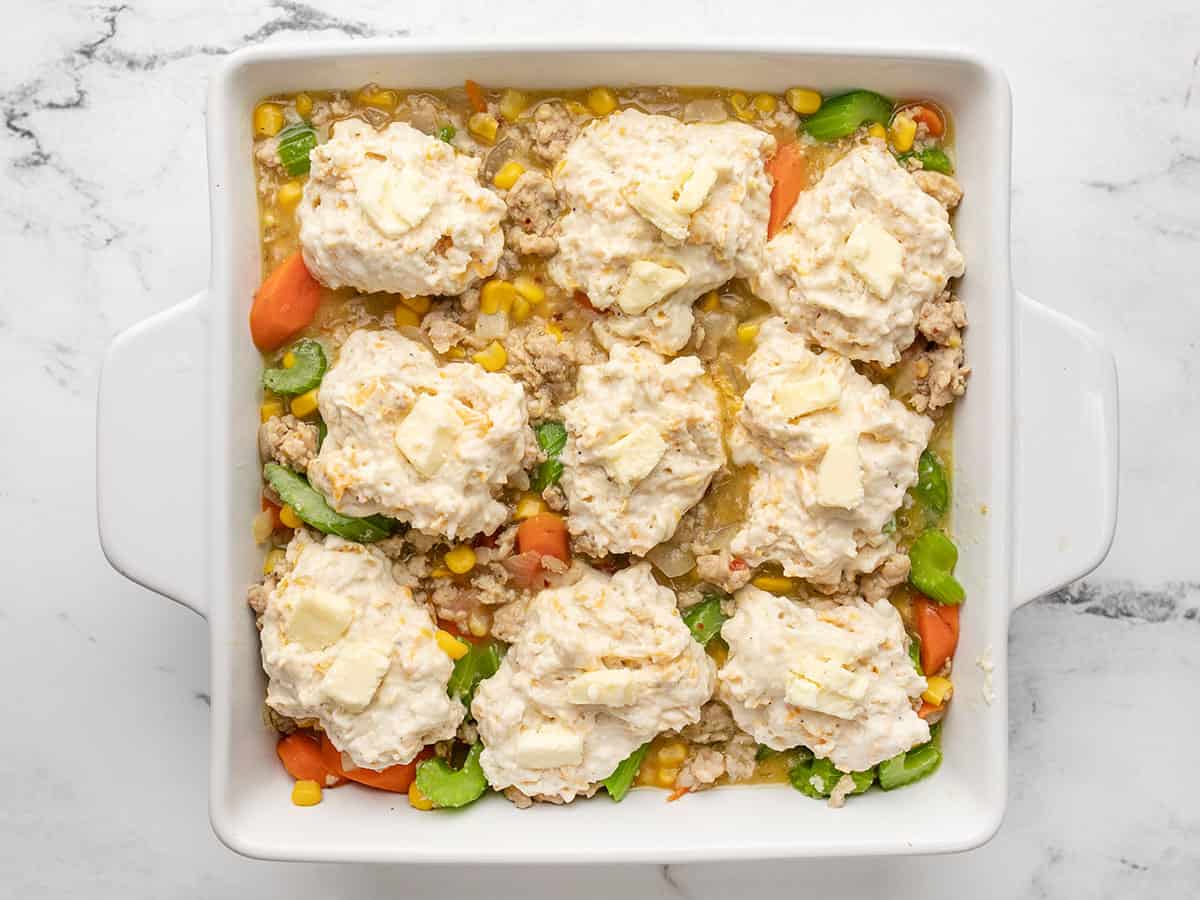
xmin=804 ymin=90 xmax=894 ymax=141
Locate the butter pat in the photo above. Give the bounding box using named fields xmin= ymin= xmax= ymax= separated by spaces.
xmin=320 ymin=642 xmax=392 ymax=710
xmin=628 ymin=182 xmax=691 ymax=241
xmin=816 ymin=435 xmax=864 ymax=509
xmin=515 ymin=724 xmax=585 ymax=769
xmin=785 ymin=651 xmax=871 ymax=720
xmin=776 ymin=373 xmax=842 ymax=419
xmin=674 ymin=162 xmax=719 ymax=214
xmin=566 ymin=669 xmax=640 ymax=707
xmin=357 ymin=163 xmax=437 ymax=238
xmin=843 ymin=220 xmax=904 ymax=298
xmin=286 ymin=589 xmax=353 ymax=650
xmin=394 ymin=394 xmax=463 ymax=477
xmin=616 ymin=261 xmax=689 ymax=315
xmin=601 ymin=423 xmax=668 ymax=485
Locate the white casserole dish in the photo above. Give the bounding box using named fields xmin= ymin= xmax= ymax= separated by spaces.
xmin=96 ymin=39 xmax=1119 ymax=863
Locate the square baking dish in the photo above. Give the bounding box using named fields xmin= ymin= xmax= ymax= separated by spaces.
xmin=97 ymin=39 xmax=1118 ymax=863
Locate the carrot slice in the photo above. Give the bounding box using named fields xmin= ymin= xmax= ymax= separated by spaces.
xmin=765 ymin=141 xmax=807 ymax=239
xmin=465 ymin=79 xmax=487 ymax=113
xmin=917 ymin=701 xmax=940 ymax=720
xmin=516 ymin=513 xmax=570 ymax=562
xmin=914 ymin=596 xmax=959 ymax=676
xmin=319 ymin=733 xmax=426 ymax=793
xmin=905 ymin=104 xmax=945 ymax=137
xmin=277 ymin=732 xmax=344 ymax=786
xmin=250 ymin=251 xmax=322 ymax=351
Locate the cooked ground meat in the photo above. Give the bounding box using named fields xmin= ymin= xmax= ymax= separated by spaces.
xmin=695 ymin=551 xmax=753 ymax=593
xmin=504 ymin=321 xmax=603 ymax=420
xmin=918 ymin=290 xmax=968 ymax=346
xmin=258 ymin=414 xmax=319 ymax=472
xmin=503 ymin=786 xmax=534 ymax=809
xmin=828 ymin=773 xmax=857 ymax=809
xmin=254 ymin=137 xmax=283 ymax=174
xmin=309 ymin=94 xmax=352 ymax=128
xmin=541 ymin=483 xmax=568 ymax=512
xmin=262 ymin=703 xmax=300 ymax=734
xmin=405 ymin=93 xmax=446 ymax=135
xmin=676 ymin=746 xmax=726 ymax=791
xmin=421 ymin=307 xmax=471 ymax=353
xmin=679 ymin=700 xmax=737 ymax=744
xmin=528 ymin=101 xmax=578 ymax=164
xmin=722 ymin=732 xmax=758 ymax=783
xmin=914 ymin=171 xmax=964 ymax=210
xmin=860 ymin=552 xmax=911 ymax=604
xmin=489 ymin=594 xmax=530 ymax=643
xmin=911 ymin=342 xmax=971 ymax=413
xmin=504 ymin=171 xmax=561 ymax=256
xmin=246 ymin=578 xmax=274 ymax=618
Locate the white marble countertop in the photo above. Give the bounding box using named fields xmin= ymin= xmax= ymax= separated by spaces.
xmin=2 ymin=1 xmax=1198 ymax=896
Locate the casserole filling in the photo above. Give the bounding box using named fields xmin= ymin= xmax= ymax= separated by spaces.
xmin=247 ymin=82 xmax=969 ymax=812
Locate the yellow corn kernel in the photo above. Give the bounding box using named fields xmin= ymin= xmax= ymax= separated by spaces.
xmin=867 ymin=122 xmax=887 ymax=140
xmin=480 ymin=279 xmax=517 ymax=315
xmin=394 ymin=305 xmax=421 ymax=329
xmin=511 ymin=296 xmax=532 ymax=324
xmin=889 ymin=114 xmax=917 ymax=153
xmin=435 ymin=628 xmax=470 ymax=660
xmin=736 ymin=322 xmax=760 ymax=344
xmin=446 ymin=346 xmax=466 ymax=359
xmin=356 ymin=86 xmax=398 ymax=110
xmin=279 ymin=504 xmax=302 ymax=529
xmin=263 ymin=548 xmax=285 ymax=576
xmin=751 ymin=574 xmax=794 ymax=594
xmin=492 ymin=160 xmax=525 ymax=190
xmin=656 ymin=767 xmax=680 ymax=789
xmin=294 ymin=92 xmax=314 ymax=117
xmin=498 ymin=88 xmax=529 ymax=122
xmin=472 ymin=341 xmax=508 ymax=372
xmin=544 ymin=322 xmax=563 ymax=342
xmin=729 ymin=92 xmax=754 ymax=122
xmin=923 ymin=675 xmax=954 ymax=706
xmin=753 ymin=93 xmax=778 ymax=115
xmin=785 ymin=88 xmax=823 ymax=115
xmin=706 ymin=640 xmax=728 ymax=667
xmin=277 ymin=180 xmax=303 ymax=210
xmin=400 ymin=295 xmax=431 ymax=315
xmin=512 ymin=275 xmax=546 ymax=304
xmin=468 ymin=112 xmax=499 ymax=144
xmin=444 ymin=545 xmax=477 ymax=575
xmin=260 ymin=401 xmax=284 ymax=423
xmin=252 ymin=510 xmax=274 ymax=544
xmin=291 ymin=779 xmax=322 ymax=807
xmin=254 ymin=103 xmax=285 ymax=137
xmin=515 ymin=494 xmax=549 ymax=520
xmin=290 ymin=388 xmax=319 ymax=418
xmin=656 ymin=741 xmax=688 ymax=767
xmin=586 ymin=87 xmax=618 ymax=116
xmin=700 ymin=291 xmax=721 ymax=312
xmin=281 ymin=351 xmax=297 ymax=369
xmin=562 ymin=100 xmax=587 ymax=117
xmin=467 ymin=609 xmax=492 ymax=637
xmin=431 ymin=566 xmax=453 ymax=578
xmin=408 ymin=781 xmax=434 ymax=811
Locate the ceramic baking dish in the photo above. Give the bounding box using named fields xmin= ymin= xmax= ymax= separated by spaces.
xmin=96 ymin=39 xmax=1118 ymax=863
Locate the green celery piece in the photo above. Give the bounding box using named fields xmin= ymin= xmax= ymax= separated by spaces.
xmin=262 ymin=338 xmax=327 ymax=395
xmin=415 ymin=743 xmax=488 ymax=808
xmin=908 ymin=529 xmax=965 ymax=605
xmin=682 ymin=593 xmax=728 ymax=646
xmin=914 ymin=450 xmax=949 ymax=517
xmin=917 ymin=147 xmax=954 ymax=175
xmin=316 ymin=418 xmax=327 ymax=449
xmin=277 ymin=122 xmax=317 ymax=177
xmin=263 ymin=464 xmax=394 ymax=543
xmin=603 ymin=742 xmax=651 ymax=802
xmin=908 ymin=632 xmax=923 ymax=674
xmin=436 ymin=124 xmax=456 ymax=143
xmin=878 ymin=743 xmax=942 ymax=790
xmin=789 ymin=756 xmax=873 ymax=798
xmin=447 ymin=639 xmax=506 ymax=706
xmin=804 ymin=90 xmax=894 ymax=141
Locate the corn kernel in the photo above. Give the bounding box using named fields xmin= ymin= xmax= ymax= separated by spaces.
xmin=356 ymin=86 xmax=398 ymax=110
xmin=544 ymin=322 xmax=563 ymax=342
xmin=291 ymin=779 xmax=322 ymax=806
xmin=260 ymin=401 xmax=284 ymax=423
xmin=511 ymin=296 xmax=532 ymax=323
xmin=290 ymin=388 xmax=319 ymax=418
xmin=254 ymin=103 xmax=285 ymax=137
xmin=657 ymin=741 xmax=688 ymax=767
xmin=498 ymin=88 xmax=529 ymax=122
xmin=889 ymin=114 xmax=917 ymax=153
xmin=785 ymin=88 xmax=823 ymax=115
xmin=394 ymin=305 xmax=421 ymax=328
xmin=736 ymin=322 xmax=760 ymax=344
xmin=294 ymin=92 xmax=314 ymax=117
xmin=279 ymin=504 xmax=302 ymax=529
xmin=277 ymin=180 xmax=303 ymax=210
xmin=492 ymin=160 xmax=525 ymax=190
xmin=729 ymin=92 xmax=754 ymax=122
xmin=586 ymin=87 xmax=618 ymax=116
xmin=512 ymin=275 xmax=545 ymax=303
xmin=263 ymin=547 xmax=285 ymax=576
xmin=281 ymin=351 xmax=297 ymax=369
xmin=467 ymin=609 xmax=492 ymax=637
xmin=751 ymin=574 xmax=794 ymax=594
xmin=400 ymin=295 xmax=431 ymax=315
xmin=922 ymin=675 xmax=954 ymax=706
xmin=431 ymin=566 xmax=453 ymax=578
xmin=408 ymin=781 xmax=434 ymax=811
xmin=252 ymin=510 xmax=274 ymax=544
xmin=700 ymin=291 xmax=721 ymax=312
xmin=444 ymin=545 xmax=477 ymax=575
xmin=752 ymin=93 xmax=778 ymax=115
xmin=472 ymin=341 xmax=508 ymax=371
xmin=657 ymin=767 xmax=680 ymax=789
xmin=480 ymin=279 xmax=517 ymax=315
xmin=435 ymin=628 xmax=470 ymax=660
xmin=706 ymin=640 xmax=728 ymax=667
xmin=515 ymin=494 xmax=549 ymax=520
xmin=468 ymin=112 xmax=499 ymax=144
xmin=446 ymin=346 xmax=466 ymax=359
xmin=867 ymin=123 xmax=887 ymax=140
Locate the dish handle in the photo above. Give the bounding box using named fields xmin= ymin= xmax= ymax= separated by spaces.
xmin=1013 ymin=291 xmax=1119 ymax=609
xmin=97 ymin=291 xmax=209 ymax=618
